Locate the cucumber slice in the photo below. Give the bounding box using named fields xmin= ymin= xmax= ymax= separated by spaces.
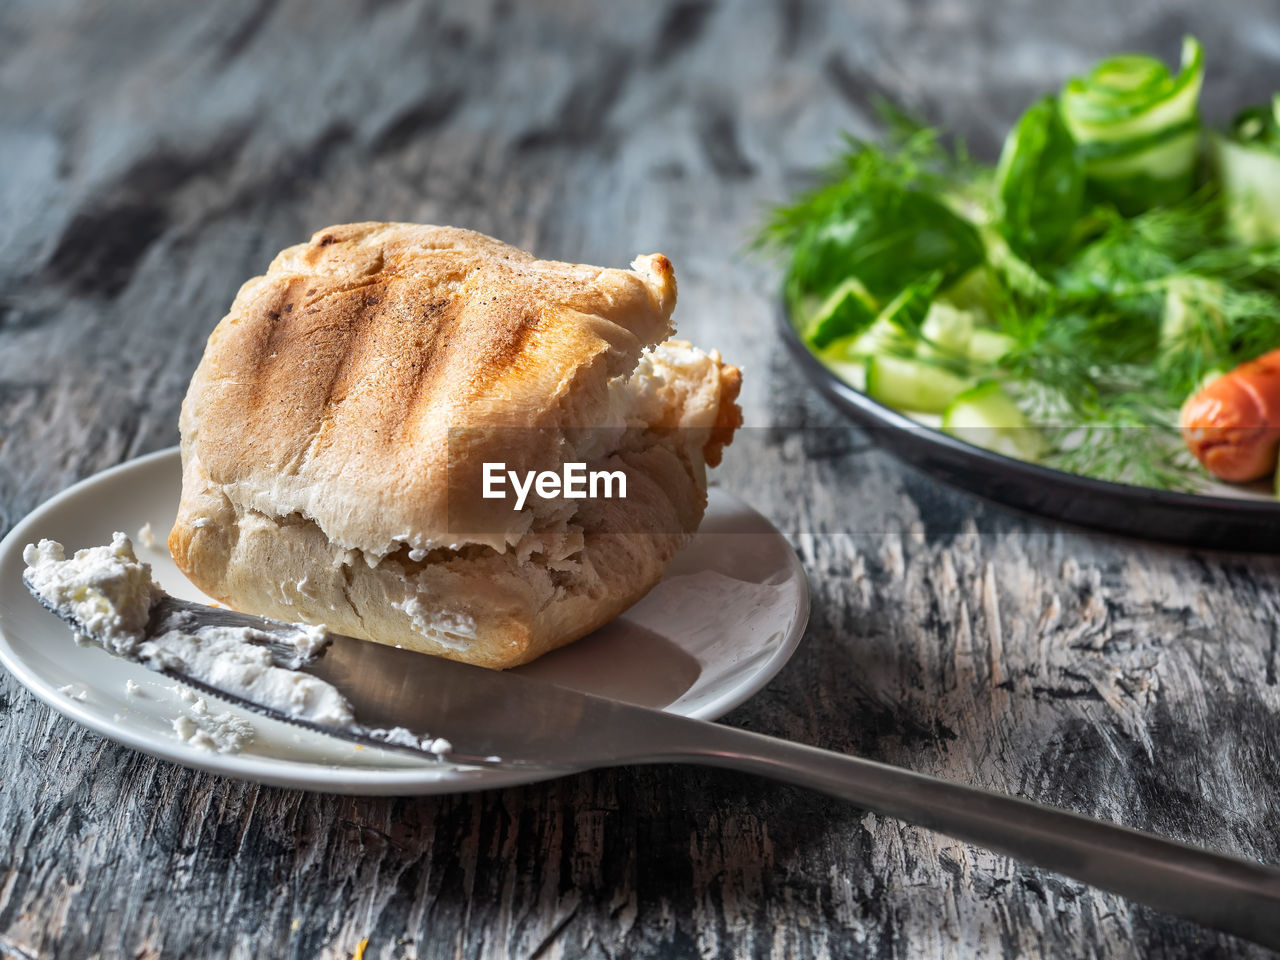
xmin=803 ymin=278 xmax=878 ymax=349
xmin=1080 ymin=127 xmax=1200 ymax=212
xmin=942 ymin=381 xmax=1047 ymax=461
xmin=832 ymin=317 xmax=914 ymax=359
xmin=919 ymin=302 xmax=974 ymax=358
xmin=822 ymin=359 xmax=867 ymax=392
xmin=866 ymin=355 xmax=974 ymax=414
xmin=943 ymin=265 xmax=998 ymax=317
xmin=820 ymin=324 xmax=901 ymax=363
xmin=1211 ymin=130 xmax=1280 ymax=245
xmin=824 ymin=275 xmax=940 ymax=359
xmin=967 ymin=329 xmax=1017 ymax=364
xmin=1061 ymin=37 xmax=1203 ymax=146
xmin=879 ymin=273 xmax=940 ymax=332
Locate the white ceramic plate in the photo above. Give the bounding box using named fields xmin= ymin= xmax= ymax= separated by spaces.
xmin=0 ymin=448 xmax=809 ymax=795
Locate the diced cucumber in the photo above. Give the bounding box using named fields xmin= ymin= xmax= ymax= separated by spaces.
xmin=878 ymin=273 xmax=939 ymax=331
xmin=822 ymin=359 xmax=867 ymax=392
xmin=866 ymin=354 xmax=974 ymax=413
xmin=919 ymin=302 xmax=974 ymax=358
xmin=820 ymin=327 xmax=895 ymax=365
xmin=966 ymin=328 xmax=1017 ymax=364
xmin=803 ymin=277 xmax=878 ymax=349
xmin=942 ymin=265 xmax=997 ymax=317
xmin=818 ymin=332 xmax=862 ymax=361
xmin=942 ymin=381 xmax=1047 ymax=461
xmin=820 ymin=275 xmax=939 ymax=360
xmin=831 ymin=318 xmax=914 ymax=359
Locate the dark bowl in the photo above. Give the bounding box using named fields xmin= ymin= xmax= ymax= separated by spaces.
xmin=777 ymin=302 xmax=1280 ymax=553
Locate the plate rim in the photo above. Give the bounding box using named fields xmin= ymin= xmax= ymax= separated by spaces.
xmin=0 ymin=446 xmax=810 ymax=795
xmin=777 ymin=302 xmax=1280 ymax=550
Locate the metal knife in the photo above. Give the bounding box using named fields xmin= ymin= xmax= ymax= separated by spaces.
xmin=23 ymin=584 xmax=1280 ymax=950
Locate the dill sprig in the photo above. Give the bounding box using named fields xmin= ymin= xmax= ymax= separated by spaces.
xmin=754 ymin=102 xmax=979 ymax=257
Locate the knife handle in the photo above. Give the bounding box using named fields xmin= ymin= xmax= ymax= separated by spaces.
xmin=651 ymin=719 xmax=1280 ymax=949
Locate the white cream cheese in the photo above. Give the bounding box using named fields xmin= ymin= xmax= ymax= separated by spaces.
xmin=172 ymin=696 xmax=256 ymax=753
xmin=23 ymin=534 xmax=355 ymax=728
xmin=22 ymin=533 xmax=161 ymax=657
xmin=136 ymin=522 xmax=158 ymax=549
xmin=390 ymin=596 xmax=476 ymax=651
xmin=366 ymin=726 xmax=453 ymax=756
xmin=141 ymin=625 xmax=353 ymax=726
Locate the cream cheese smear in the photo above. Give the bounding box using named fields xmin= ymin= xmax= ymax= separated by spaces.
xmin=22 ymin=533 xmax=354 ymax=727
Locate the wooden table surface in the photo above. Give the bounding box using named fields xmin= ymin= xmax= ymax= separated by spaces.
xmin=4 ymin=1 xmax=1280 ymax=957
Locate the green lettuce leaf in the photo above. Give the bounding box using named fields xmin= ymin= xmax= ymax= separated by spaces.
xmin=995 ymin=96 xmax=1085 ymax=264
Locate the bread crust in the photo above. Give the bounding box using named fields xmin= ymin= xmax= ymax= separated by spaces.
xmin=171 ymin=223 xmax=739 ymax=667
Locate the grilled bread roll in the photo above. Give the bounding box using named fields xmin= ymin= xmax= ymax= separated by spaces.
xmin=170 ymin=223 xmax=741 ymax=668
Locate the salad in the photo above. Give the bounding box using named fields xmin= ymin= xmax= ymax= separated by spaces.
xmin=762 ymin=37 xmax=1280 ymax=495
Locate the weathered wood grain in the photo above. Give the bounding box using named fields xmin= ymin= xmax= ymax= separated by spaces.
xmin=3 ymin=1 xmax=1280 ymax=957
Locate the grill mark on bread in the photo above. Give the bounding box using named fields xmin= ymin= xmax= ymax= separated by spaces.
xmin=261 ymin=278 xmax=311 ymax=361
xmin=470 ymin=297 xmax=544 ymax=391
xmin=316 ymin=282 xmax=394 ymax=410
xmin=299 ymin=279 xmax=411 ymax=464
xmin=395 ymin=294 xmax=461 ymax=418
xmin=378 ymin=287 xmax=466 ymax=444
xmin=225 ymin=278 xmax=386 ymax=476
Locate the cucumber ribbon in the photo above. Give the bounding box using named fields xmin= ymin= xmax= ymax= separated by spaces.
xmin=1060 ymin=36 xmax=1204 ymax=214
